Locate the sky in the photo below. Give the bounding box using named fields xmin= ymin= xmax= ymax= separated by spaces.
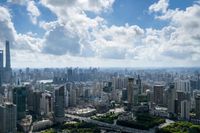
xmin=0 ymin=0 xmax=200 ymax=68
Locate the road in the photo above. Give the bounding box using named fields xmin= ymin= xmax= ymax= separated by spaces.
xmin=158 ymin=119 xmax=174 ymax=128
xmin=65 ymin=114 xmax=155 ymax=133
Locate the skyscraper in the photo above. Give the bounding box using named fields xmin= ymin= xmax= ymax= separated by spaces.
xmin=54 ymin=85 xmax=65 ymax=123
xmin=195 ymin=94 xmax=200 ymax=119
xmin=136 ymin=75 xmax=142 ymax=94
xmin=198 ymin=74 xmax=200 ymax=90
xmin=40 ymin=92 xmax=53 ymax=116
xmin=128 ymin=78 xmax=134 ymax=105
xmin=69 ymin=84 xmax=77 ymax=107
xmin=4 ymin=40 xmax=12 ymax=83
xmin=32 ymin=91 xmax=42 ymax=118
xmin=153 ymin=85 xmax=164 ymax=106
xmin=127 ymin=77 xmax=139 ymax=108
xmin=0 ymin=102 xmax=17 ymax=133
xmin=0 ymin=50 xmax=3 ymax=86
xmin=5 ymin=40 xmax=11 ymax=69
xmin=122 ymin=88 xmax=128 ymax=101
xmin=181 ymin=100 xmax=190 ymax=120
xmin=167 ymin=83 xmax=176 ymax=113
xmin=13 ymin=87 xmax=27 ymax=120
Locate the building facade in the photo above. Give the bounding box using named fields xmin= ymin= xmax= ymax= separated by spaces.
xmin=153 ymin=85 xmax=164 ymax=106
xmin=13 ymin=87 xmax=27 ymax=120
xmin=54 ymin=85 xmax=65 ymax=122
xmin=0 ymin=102 xmax=17 ymax=133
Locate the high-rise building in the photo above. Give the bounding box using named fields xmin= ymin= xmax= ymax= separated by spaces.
xmin=65 ymin=83 xmax=71 ymax=107
xmin=5 ymin=40 xmax=10 ymax=69
xmin=32 ymin=91 xmax=42 ymax=118
xmin=27 ymin=89 xmax=34 ymax=112
xmin=13 ymin=87 xmax=27 ymax=120
xmin=198 ymin=74 xmax=200 ymax=90
xmin=195 ymin=94 xmax=200 ymax=119
xmin=54 ymin=85 xmax=65 ymax=122
xmin=69 ymin=84 xmax=77 ymax=107
xmin=0 ymin=102 xmax=17 ymax=133
xmin=0 ymin=50 xmax=3 ymax=86
xmin=4 ymin=40 xmax=12 ymax=83
xmin=146 ymin=89 xmax=153 ymax=102
xmin=0 ymin=93 xmax=3 ymax=105
xmin=153 ymin=85 xmax=164 ymax=106
xmin=126 ymin=77 xmax=139 ymax=106
xmin=122 ymin=88 xmax=128 ymax=101
xmin=128 ymin=78 xmax=134 ymax=105
xmin=181 ymin=100 xmax=190 ymax=120
xmin=175 ymin=80 xmax=191 ymax=93
xmin=40 ymin=92 xmax=53 ymax=116
xmin=136 ymin=75 xmax=142 ymax=94
xmin=190 ymin=80 xmax=198 ymax=91
xmin=176 ymin=91 xmax=190 ymax=114
xmin=67 ymin=68 xmax=73 ymax=81
xmin=167 ymin=83 xmax=176 ymax=113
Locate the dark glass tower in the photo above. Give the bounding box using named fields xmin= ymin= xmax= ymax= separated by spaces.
xmin=13 ymin=87 xmax=27 ymax=120
xmin=4 ymin=40 xmax=12 ymax=83
xmin=5 ymin=40 xmax=11 ymax=69
xmin=54 ymin=85 xmax=65 ymax=123
xmin=0 ymin=102 xmax=17 ymax=133
xmin=136 ymin=75 xmax=142 ymax=94
xmin=0 ymin=50 xmax=3 ymax=86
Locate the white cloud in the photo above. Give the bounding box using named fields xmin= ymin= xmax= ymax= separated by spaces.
xmin=90 ymin=24 xmax=144 ymax=59
xmin=0 ymin=6 xmax=42 ymax=52
xmin=7 ymin=0 xmax=41 ymax=25
xmin=142 ymin=2 xmax=200 ymax=67
xmin=39 ymin=0 xmax=111 ymax=57
xmin=39 ymin=20 xmax=59 ymax=31
xmin=27 ymin=0 xmax=40 ymax=24
xmin=42 ymin=26 xmax=81 ymax=55
xmin=0 ymin=6 xmax=16 ymax=45
xmin=1 ymin=0 xmax=200 ymax=67
xmin=149 ymin=0 xmax=169 ymax=13
xmin=40 ymin=0 xmax=115 ymax=14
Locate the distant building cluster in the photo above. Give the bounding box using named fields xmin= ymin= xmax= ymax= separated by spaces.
xmin=1 ymin=42 xmax=200 ymax=132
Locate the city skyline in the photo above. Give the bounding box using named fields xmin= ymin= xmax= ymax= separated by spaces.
xmin=0 ymin=0 xmax=200 ymax=68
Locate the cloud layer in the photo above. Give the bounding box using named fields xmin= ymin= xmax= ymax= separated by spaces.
xmin=0 ymin=0 xmax=200 ymax=67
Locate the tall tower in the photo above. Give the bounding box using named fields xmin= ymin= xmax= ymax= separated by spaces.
xmin=167 ymin=83 xmax=176 ymax=113
xmin=54 ymin=85 xmax=65 ymax=123
xmin=198 ymin=74 xmax=200 ymax=90
xmin=5 ymin=40 xmax=11 ymax=69
xmin=13 ymin=87 xmax=27 ymax=120
xmin=4 ymin=40 xmax=12 ymax=83
xmin=181 ymin=100 xmax=190 ymax=120
xmin=153 ymin=85 xmax=164 ymax=106
xmin=128 ymin=78 xmax=134 ymax=105
xmin=136 ymin=75 xmax=142 ymax=94
xmin=0 ymin=50 xmax=3 ymax=86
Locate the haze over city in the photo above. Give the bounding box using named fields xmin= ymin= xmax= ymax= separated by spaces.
xmin=0 ymin=0 xmax=200 ymax=68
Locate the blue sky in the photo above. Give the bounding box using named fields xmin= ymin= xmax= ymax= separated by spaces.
xmin=3 ymin=0 xmax=194 ymax=33
xmin=0 ymin=0 xmax=200 ymax=68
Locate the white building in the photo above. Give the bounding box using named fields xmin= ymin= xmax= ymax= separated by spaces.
xmin=40 ymin=92 xmax=53 ymax=116
xmin=181 ymin=100 xmax=190 ymax=120
xmin=175 ymin=80 xmax=191 ymax=93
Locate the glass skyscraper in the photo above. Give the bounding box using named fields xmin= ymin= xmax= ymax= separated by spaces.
xmin=13 ymin=87 xmax=27 ymax=120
